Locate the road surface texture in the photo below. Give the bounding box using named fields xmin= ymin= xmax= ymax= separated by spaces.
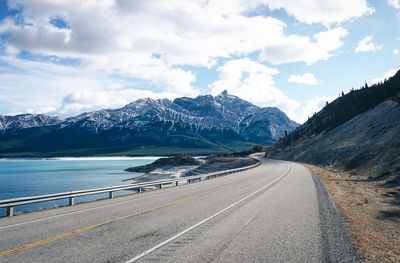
xmin=0 ymin=159 xmax=360 ymax=262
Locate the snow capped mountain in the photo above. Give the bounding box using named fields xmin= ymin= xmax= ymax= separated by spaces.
xmin=0 ymin=114 xmax=61 ymax=135
xmin=0 ymin=91 xmax=298 ymax=156
xmin=58 ymin=90 xmax=297 ymax=142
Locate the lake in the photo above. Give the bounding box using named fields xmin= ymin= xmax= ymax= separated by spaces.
xmin=0 ymin=157 xmax=158 ymax=216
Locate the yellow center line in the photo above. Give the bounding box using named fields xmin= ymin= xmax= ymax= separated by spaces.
xmin=0 ymin=180 xmax=239 ymax=258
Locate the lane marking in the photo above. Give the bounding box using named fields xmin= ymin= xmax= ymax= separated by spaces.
xmin=0 ymin=188 xmax=218 ymax=258
xmin=0 ymin=162 xmax=263 ymax=230
xmin=0 ymin=185 xmax=200 ymax=230
xmin=0 ymin=162 xmax=271 ymax=258
xmin=125 ymin=164 xmax=291 ymax=263
xmin=0 ymin=191 xmax=171 ymax=230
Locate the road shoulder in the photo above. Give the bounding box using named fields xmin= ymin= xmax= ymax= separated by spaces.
xmin=307 ymin=164 xmax=400 ymax=263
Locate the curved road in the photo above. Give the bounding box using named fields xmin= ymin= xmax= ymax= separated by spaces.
xmin=0 ymin=158 xmax=360 ymax=262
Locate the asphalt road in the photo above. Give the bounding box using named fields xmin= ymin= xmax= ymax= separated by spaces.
xmin=0 ymin=158 xmax=360 ymax=262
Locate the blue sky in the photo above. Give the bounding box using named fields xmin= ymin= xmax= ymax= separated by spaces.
xmin=0 ymin=0 xmax=399 ymax=123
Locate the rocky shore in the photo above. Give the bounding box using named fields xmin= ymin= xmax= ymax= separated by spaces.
xmin=124 ymin=153 xmax=259 ymax=182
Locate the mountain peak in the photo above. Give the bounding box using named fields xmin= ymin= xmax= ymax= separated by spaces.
xmin=217 ymin=90 xmax=228 ymax=97
xmin=0 ymin=92 xmax=299 ymax=149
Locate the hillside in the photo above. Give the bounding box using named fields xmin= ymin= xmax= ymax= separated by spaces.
xmin=0 ymin=91 xmax=297 ymax=157
xmin=268 ymin=70 xmax=400 ymax=186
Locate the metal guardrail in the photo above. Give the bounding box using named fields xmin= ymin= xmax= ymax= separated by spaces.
xmin=0 ymin=160 xmax=261 ymax=217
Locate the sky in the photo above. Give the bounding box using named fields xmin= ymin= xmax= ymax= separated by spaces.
xmin=0 ymin=0 xmax=399 ymax=123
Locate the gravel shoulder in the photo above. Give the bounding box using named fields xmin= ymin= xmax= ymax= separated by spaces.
xmin=306 ymin=164 xmax=400 ymax=263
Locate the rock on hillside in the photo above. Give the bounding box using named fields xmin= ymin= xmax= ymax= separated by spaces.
xmin=125 ymin=154 xmax=202 ymax=173
xmin=185 ymin=156 xmax=259 ymax=176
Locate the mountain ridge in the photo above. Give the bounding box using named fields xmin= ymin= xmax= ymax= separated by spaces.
xmin=0 ymin=91 xmax=298 ymax=157
xmin=0 ymin=114 xmax=62 ymax=135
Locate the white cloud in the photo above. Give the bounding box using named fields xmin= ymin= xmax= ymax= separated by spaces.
xmin=288 ymin=73 xmax=318 ymax=85
xmin=355 ymin=36 xmax=383 ymax=53
xmin=0 ymin=0 xmax=373 ymax=120
xmin=388 ymin=0 xmax=400 ymax=9
xmin=0 ymin=1 xmax=352 ymax=74
xmin=260 ymin=27 xmax=348 ymax=65
xmin=393 ymin=49 xmax=400 ymax=55
xmin=209 ymin=58 xmax=340 ymax=123
xmin=0 ymin=56 xmax=185 ymax=117
xmin=370 ymin=68 xmax=399 ymax=84
xmin=56 ymin=88 xmax=180 ymax=117
xmin=263 ymin=0 xmax=374 ymax=25
xmin=210 ymin=58 xmax=301 ymax=121
xmin=294 ymin=96 xmax=337 ymax=123
xmin=0 ymin=53 xmax=344 ymax=124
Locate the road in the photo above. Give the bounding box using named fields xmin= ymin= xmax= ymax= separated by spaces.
xmin=0 ymin=158 xmax=360 ymax=262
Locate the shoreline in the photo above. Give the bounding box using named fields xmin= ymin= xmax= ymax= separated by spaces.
xmin=125 ymin=166 xmax=199 ymax=183
xmin=0 ymin=156 xmax=163 ymax=161
xmin=126 ymin=156 xmax=259 ymax=183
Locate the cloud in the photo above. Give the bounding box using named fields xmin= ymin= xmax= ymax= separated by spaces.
xmin=0 ymin=53 xmax=340 ymax=124
xmin=209 ymin=58 xmax=339 ymax=123
xmin=263 ymin=0 xmax=374 ymax=25
xmin=0 ymin=56 xmax=185 ymax=117
xmin=370 ymin=68 xmax=399 ymax=84
xmin=388 ymin=0 xmax=400 ymax=9
xmin=288 ymin=73 xmax=318 ymax=85
xmin=260 ymin=27 xmax=348 ymax=65
xmin=0 ymin=0 xmax=373 ymax=121
xmin=0 ymin=1 xmax=352 ymax=72
xmin=210 ymin=58 xmax=301 ymax=121
xmin=355 ymin=36 xmax=383 ymax=53
xmin=293 ymin=95 xmax=337 ymax=123
xmin=393 ymin=49 xmax=400 ymax=55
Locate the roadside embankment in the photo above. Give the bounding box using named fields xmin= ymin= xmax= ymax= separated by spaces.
xmin=306 ymin=164 xmax=400 ymax=263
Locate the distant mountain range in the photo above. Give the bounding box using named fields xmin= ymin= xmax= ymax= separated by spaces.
xmin=0 ymin=114 xmax=62 ymax=135
xmin=0 ymin=90 xmax=298 ymax=157
xmin=268 ymin=70 xmax=400 ymax=187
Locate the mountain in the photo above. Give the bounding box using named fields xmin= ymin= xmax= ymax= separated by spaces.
xmin=268 ymin=70 xmax=400 ymax=186
xmin=0 ymin=114 xmax=62 ymax=136
xmin=0 ymin=91 xmax=298 ymax=157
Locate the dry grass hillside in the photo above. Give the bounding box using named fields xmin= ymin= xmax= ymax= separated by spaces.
xmin=269 ymin=98 xmax=400 ymax=186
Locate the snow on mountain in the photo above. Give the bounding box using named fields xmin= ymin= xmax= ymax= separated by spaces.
xmin=0 ymin=91 xmax=298 ymax=144
xmin=0 ymin=114 xmax=62 ymax=135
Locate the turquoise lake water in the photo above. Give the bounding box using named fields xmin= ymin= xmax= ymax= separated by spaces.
xmin=0 ymin=157 xmax=157 ymax=216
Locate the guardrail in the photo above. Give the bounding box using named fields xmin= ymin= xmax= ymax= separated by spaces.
xmin=0 ymin=160 xmax=261 ymax=217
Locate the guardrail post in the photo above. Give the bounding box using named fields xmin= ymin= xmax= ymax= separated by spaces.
xmin=6 ymin=206 xmax=14 ymax=217
xmin=69 ymin=197 xmax=75 ymax=206
xmin=109 ymin=191 xmax=114 ymax=199
xmin=175 ymin=181 xmax=179 ymax=186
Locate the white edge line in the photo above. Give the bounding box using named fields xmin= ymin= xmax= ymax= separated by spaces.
xmin=125 ymin=164 xmax=291 ymax=263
